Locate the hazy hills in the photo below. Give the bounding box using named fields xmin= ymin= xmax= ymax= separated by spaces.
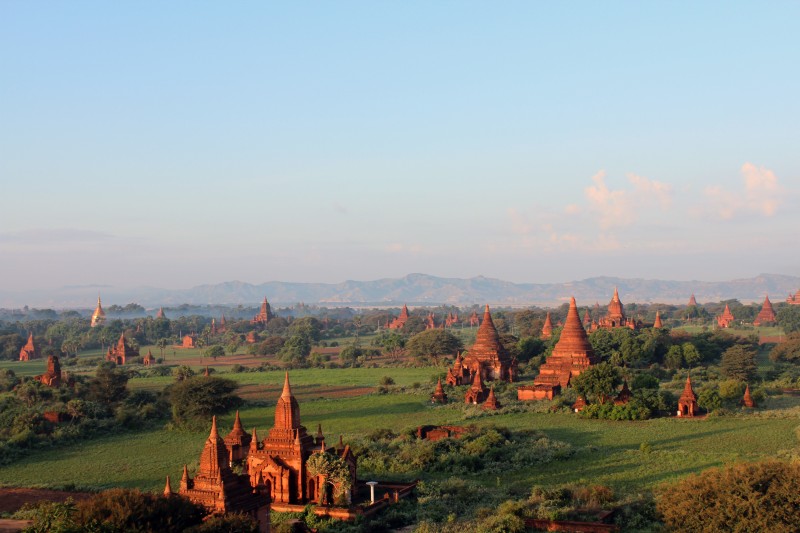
xmin=2 ymin=273 xmax=799 ymax=309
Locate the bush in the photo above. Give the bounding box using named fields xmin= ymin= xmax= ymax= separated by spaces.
xmin=657 ymin=461 xmax=800 ymax=531
xmin=168 ymin=376 xmax=242 ymax=429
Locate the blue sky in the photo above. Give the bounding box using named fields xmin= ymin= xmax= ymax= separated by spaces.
xmin=1 ymin=2 xmax=798 ymax=292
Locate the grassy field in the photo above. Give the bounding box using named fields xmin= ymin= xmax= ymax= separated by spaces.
xmin=1 ymin=361 xmax=799 ymax=496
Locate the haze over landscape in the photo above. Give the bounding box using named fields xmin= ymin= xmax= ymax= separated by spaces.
xmin=1 ymin=2 xmax=798 ymax=300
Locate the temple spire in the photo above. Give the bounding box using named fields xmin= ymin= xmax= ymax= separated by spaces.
xmin=281 ymin=371 xmax=292 ymax=399
xmin=164 ymin=475 xmax=172 ymax=497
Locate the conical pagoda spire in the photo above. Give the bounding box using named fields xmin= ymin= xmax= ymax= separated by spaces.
xmin=470 ymin=370 xmax=484 ymax=390
xmin=681 ymin=373 xmax=696 ymax=399
xmin=467 ymin=304 xmax=509 ymax=362
xmin=164 ymin=475 xmax=172 ymax=496
xmin=654 ymin=310 xmax=663 ymax=328
xmin=542 ymin=312 xmax=553 ymax=339
xmin=275 ymin=372 xmax=301 ymax=430
xmin=742 ymin=384 xmax=755 ymax=408
xmin=754 ymin=295 xmax=777 ymax=326
xmin=180 ymin=464 xmax=190 ymax=491
xmin=249 ymin=428 xmax=259 ymax=453
xmin=435 ymin=377 xmax=444 ymax=395
xmin=552 ymin=297 xmax=595 ymax=359
xmin=198 ymin=416 xmax=229 ymax=477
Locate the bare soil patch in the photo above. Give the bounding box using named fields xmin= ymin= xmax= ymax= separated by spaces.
xmin=0 ymin=487 xmax=92 ymax=514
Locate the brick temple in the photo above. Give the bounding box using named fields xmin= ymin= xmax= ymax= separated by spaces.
xmin=388 ymin=304 xmax=410 ymax=329
xmin=677 ymin=374 xmax=699 ymax=417
xmin=753 ymin=295 xmax=777 ymax=326
xmin=591 ymin=288 xmax=637 ymax=330
xmin=787 ymin=289 xmax=800 ymax=305
xmin=105 ymin=333 xmax=139 ymax=365
xmin=519 ymin=297 xmax=597 ymax=400
xmin=19 ymin=332 xmax=40 ymax=361
xmin=541 ymin=312 xmax=553 ymax=340
xmin=172 ymin=416 xmax=266 ymax=523
xmin=35 ymin=355 xmax=66 ymax=387
xmin=716 ymin=304 xmax=734 ymax=328
xmin=448 ymin=305 xmax=516 ymax=383
xmin=251 ymin=297 xmax=275 ymax=325
xmin=247 ymin=373 xmax=357 ymax=507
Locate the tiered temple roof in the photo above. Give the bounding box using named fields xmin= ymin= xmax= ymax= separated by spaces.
xmin=247 ymin=373 xmax=357 ymax=506
xmin=251 ymin=297 xmax=275 ymax=325
xmin=522 ymin=297 xmax=596 ymax=400
xmin=688 ymin=294 xmax=698 ymax=306
xmin=716 ymin=304 xmax=734 ymax=328
xmin=462 ymin=305 xmax=515 ymax=382
xmin=176 ymin=416 xmax=263 ymax=516
xmin=19 ymin=332 xmax=40 ymax=361
xmin=753 ymin=295 xmax=777 ymax=326
xmin=224 ymin=411 xmax=252 ymax=463
xmin=594 ymin=287 xmax=636 ymax=330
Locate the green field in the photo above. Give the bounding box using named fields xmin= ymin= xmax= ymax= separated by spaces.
xmin=1 ymin=364 xmax=799 ymax=497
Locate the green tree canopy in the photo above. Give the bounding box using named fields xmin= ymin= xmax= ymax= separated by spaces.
xmin=571 ymin=362 xmax=623 ymax=404
xmin=406 ymin=329 xmax=464 ymax=363
xmin=721 ymin=344 xmax=757 ymax=381
xmin=87 ymin=362 xmax=129 ymax=405
xmin=168 ymin=376 xmax=241 ymax=429
xmin=769 ymin=332 xmax=800 ymax=363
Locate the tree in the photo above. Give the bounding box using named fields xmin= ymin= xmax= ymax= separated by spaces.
xmin=777 ymin=306 xmax=800 ymax=333
xmin=306 ymin=452 xmax=352 ymax=505
xmin=168 ymin=376 xmax=241 ymax=428
xmin=571 ymin=362 xmax=622 ymax=404
xmin=721 ymin=344 xmax=757 ymax=381
xmin=157 ymin=338 xmax=169 ymax=359
xmin=204 ymin=345 xmax=225 ymax=360
xmin=657 ymin=461 xmax=800 ymax=532
xmin=406 ymin=330 xmax=463 ymax=364
xmin=664 ymin=345 xmax=684 ymax=370
xmin=376 ymin=331 xmax=406 ymax=359
xmin=87 ymin=362 xmax=129 ymax=404
xmin=769 ymin=332 xmax=800 ymax=363
xmin=288 ymin=317 xmax=322 ymax=343
xmin=278 ymin=335 xmax=312 ymax=364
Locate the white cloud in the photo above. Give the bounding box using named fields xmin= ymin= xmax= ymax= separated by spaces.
xmin=704 ymin=162 xmax=784 ymax=219
xmin=583 ymin=171 xmax=672 ymax=228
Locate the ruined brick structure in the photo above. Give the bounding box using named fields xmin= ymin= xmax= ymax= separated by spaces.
xmin=614 ymin=381 xmax=633 ymax=405
xmin=677 ymin=374 xmax=699 ymax=417
xmin=247 ymin=373 xmax=357 ymax=506
xmin=156 ymin=307 xmax=166 ymax=319
xmin=182 ymin=334 xmax=198 ymax=348
xmin=787 ymin=289 xmax=800 ymax=305
xmin=106 ymin=333 xmax=139 ymax=365
xmin=753 ymin=295 xmax=777 ymax=326
xmin=468 ymin=311 xmax=479 ymax=327
xmin=716 ymin=304 xmax=734 ymax=328
xmin=251 ymin=297 xmax=275 ymax=325
xmin=520 ymin=297 xmax=597 ymax=401
xmin=143 ymin=350 xmax=156 ymax=366
xmin=541 ymin=312 xmax=553 ymax=340
xmin=424 ymin=312 xmax=436 ymax=330
xmin=444 ymin=312 xmax=459 ymax=327
xmin=688 ymin=294 xmax=698 ymax=307
xmin=416 ymin=425 xmax=469 ymax=441
xmin=35 ymin=355 xmax=64 ymax=387
xmin=174 ymin=417 xmax=265 ymax=519
xmin=460 ymin=305 xmax=516 ymax=382
xmin=19 ymin=333 xmax=40 ymax=361
xmin=388 ymin=304 xmax=410 ymax=329
xmin=91 ymin=296 xmax=106 ymax=328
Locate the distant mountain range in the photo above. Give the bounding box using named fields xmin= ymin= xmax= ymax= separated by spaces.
xmin=2 ymin=273 xmax=799 ymax=310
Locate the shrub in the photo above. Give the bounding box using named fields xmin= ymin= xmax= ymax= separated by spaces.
xmin=657 ymin=461 xmax=800 ymax=531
